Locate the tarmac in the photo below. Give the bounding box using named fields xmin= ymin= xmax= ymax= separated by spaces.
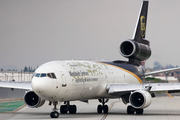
xmin=1 ymin=94 xmax=180 ymax=120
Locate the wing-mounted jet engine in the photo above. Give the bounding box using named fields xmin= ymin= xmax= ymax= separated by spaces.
xmin=119 ymin=1 xmax=151 ymax=66
xmin=24 ymin=91 xmax=45 ymax=108
xmin=129 ymin=90 xmax=152 ymax=109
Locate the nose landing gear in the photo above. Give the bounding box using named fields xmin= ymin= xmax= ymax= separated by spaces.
xmin=50 ymin=101 xmax=59 ymax=118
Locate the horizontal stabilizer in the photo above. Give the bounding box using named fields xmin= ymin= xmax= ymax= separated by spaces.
xmin=145 ymin=67 xmax=180 ymax=76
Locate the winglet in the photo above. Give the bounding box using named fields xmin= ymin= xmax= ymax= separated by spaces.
xmin=132 ymin=1 xmax=149 ymax=46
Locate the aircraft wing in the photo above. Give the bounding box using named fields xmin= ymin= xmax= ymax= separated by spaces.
xmin=107 ymin=83 xmax=180 ymax=95
xmin=0 ymin=81 xmax=31 ymax=90
xmin=145 ymin=67 xmax=180 ymax=76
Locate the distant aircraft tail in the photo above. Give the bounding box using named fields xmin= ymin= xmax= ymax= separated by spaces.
xmin=119 ymin=1 xmax=151 ymax=66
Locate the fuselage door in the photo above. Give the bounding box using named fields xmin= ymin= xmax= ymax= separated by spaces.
xmin=60 ymin=71 xmax=66 ymax=87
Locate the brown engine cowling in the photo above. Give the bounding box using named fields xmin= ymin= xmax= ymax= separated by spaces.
xmin=119 ymin=39 xmax=151 ymax=61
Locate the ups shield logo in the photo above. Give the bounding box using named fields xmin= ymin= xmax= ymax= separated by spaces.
xmin=140 ymin=16 xmax=146 ymax=37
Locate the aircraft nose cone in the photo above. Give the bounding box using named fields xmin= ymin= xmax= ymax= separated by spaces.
xmin=31 ymin=77 xmax=46 ymax=93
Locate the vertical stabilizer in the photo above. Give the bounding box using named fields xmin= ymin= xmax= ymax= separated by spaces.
xmin=132 ymin=1 xmax=149 ymax=45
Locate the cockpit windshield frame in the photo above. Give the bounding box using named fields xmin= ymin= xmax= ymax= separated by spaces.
xmin=33 ymin=73 xmax=57 ymax=79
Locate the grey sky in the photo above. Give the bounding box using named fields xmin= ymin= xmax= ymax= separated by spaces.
xmin=0 ymin=0 xmax=180 ymax=69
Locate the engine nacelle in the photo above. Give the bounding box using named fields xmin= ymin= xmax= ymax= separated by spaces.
xmin=24 ymin=91 xmax=45 ymax=108
xmin=129 ymin=90 xmax=152 ymax=109
xmin=119 ymin=39 xmax=151 ymax=61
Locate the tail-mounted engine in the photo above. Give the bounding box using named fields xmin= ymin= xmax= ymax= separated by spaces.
xmin=129 ymin=90 xmax=152 ymax=109
xmin=119 ymin=0 xmax=150 ymax=66
xmin=24 ymin=91 xmax=45 ymax=108
xmin=119 ymin=39 xmax=151 ymax=65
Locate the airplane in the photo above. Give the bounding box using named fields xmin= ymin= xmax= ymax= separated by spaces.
xmin=1 ymin=1 xmax=180 ymax=118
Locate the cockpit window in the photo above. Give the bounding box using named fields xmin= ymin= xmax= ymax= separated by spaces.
xmin=33 ymin=73 xmax=56 ymax=79
xmin=41 ymin=73 xmax=47 ymax=77
xmin=51 ymin=73 xmax=56 ymax=79
xmin=47 ymin=73 xmax=52 ymax=78
xmin=35 ymin=73 xmax=40 ymax=77
xmin=47 ymin=73 xmax=56 ymax=79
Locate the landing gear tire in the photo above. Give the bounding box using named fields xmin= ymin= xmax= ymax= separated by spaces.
xmin=97 ymin=105 xmax=102 ymax=114
xmin=127 ymin=106 xmax=144 ymax=115
xmin=127 ymin=106 xmax=134 ymax=114
xmin=69 ymin=105 xmax=77 ymax=114
xmin=97 ymin=104 xmax=108 ymax=114
xmin=50 ymin=111 xmax=59 ymax=118
xmin=50 ymin=102 xmax=59 ymax=118
xmin=97 ymin=99 xmax=109 ymax=114
xmin=103 ymin=105 xmax=108 ymax=114
xmin=60 ymin=102 xmax=77 ymax=114
xmin=60 ymin=105 xmax=67 ymax=114
xmin=136 ymin=109 xmax=143 ymax=114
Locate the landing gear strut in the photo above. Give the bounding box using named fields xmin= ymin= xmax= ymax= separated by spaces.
xmin=97 ymin=98 xmax=109 ymax=114
xmin=50 ymin=101 xmax=59 ymax=118
xmin=60 ymin=101 xmax=77 ymax=114
xmin=127 ymin=105 xmax=143 ymax=114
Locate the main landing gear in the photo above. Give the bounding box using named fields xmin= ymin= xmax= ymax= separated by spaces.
xmin=60 ymin=101 xmax=77 ymax=114
xmin=97 ymin=98 xmax=109 ymax=114
xmin=127 ymin=105 xmax=143 ymax=114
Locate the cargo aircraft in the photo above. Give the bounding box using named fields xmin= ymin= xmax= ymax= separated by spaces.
xmin=1 ymin=1 xmax=180 ymax=118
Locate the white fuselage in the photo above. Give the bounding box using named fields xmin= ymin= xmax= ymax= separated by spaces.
xmin=31 ymin=60 xmax=141 ymax=102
